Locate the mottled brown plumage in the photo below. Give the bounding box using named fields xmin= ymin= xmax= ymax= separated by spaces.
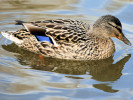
xmin=1 ymin=15 xmax=131 ymax=60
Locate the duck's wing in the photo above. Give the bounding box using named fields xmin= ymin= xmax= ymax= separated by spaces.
xmin=20 ymin=19 xmax=90 ymax=44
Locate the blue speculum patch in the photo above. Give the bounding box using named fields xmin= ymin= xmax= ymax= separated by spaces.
xmin=35 ymin=35 xmax=52 ymax=43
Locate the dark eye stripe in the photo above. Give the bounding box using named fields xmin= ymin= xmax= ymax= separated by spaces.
xmin=108 ymin=22 xmax=122 ymax=33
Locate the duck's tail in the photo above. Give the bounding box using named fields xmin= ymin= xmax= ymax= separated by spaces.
xmin=1 ymin=31 xmax=23 ymax=44
xmin=15 ymin=20 xmax=25 ymax=25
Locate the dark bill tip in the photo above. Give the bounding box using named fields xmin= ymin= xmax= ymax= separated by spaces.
xmin=122 ymin=36 xmax=132 ymax=46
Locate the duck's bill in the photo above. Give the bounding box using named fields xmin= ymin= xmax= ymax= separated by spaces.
xmin=122 ymin=35 xmax=131 ymax=46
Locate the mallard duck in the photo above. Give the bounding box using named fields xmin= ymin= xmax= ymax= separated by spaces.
xmin=1 ymin=15 xmax=131 ymax=60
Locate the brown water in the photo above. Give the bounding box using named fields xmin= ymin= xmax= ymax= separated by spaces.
xmin=0 ymin=0 xmax=133 ymax=100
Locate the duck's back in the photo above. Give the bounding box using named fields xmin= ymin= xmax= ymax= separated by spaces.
xmin=20 ymin=19 xmax=90 ymax=44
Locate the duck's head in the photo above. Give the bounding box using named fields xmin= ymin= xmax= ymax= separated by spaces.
xmin=92 ymin=15 xmax=131 ymax=46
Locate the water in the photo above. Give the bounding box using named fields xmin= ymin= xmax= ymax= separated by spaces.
xmin=0 ymin=0 xmax=133 ymax=100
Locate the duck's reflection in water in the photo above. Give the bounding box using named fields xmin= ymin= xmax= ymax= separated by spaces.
xmin=2 ymin=43 xmax=131 ymax=93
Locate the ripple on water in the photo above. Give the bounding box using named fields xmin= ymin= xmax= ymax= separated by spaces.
xmin=0 ymin=0 xmax=133 ymax=100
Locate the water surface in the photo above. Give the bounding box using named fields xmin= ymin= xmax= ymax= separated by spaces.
xmin=0 ymin=0 xmax=133 ymax=100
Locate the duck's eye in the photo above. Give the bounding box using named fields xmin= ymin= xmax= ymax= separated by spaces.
xmin=115 ymin=33 xmax=119 ymax=37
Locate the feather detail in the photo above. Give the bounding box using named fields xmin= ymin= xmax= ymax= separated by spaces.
xmin=35 ymin=35 xmax=51 ymax=42
xmin=21 ymin=19 xmax=90 ymax=44
xmin=23 ymin=23 xmax=47 ymax=36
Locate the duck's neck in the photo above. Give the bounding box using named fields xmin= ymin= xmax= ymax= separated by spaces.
xmin=88 ymin=26 xmax=109 ymax=39
xmin=95 ymin=37 xmax=115 ymax=60
xmin=86 ymin=31 xmax=115 ymax=60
